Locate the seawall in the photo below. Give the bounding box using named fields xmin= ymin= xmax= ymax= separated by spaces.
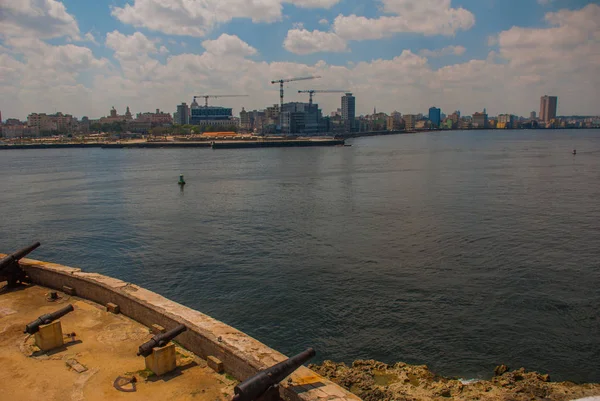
xmin=2 ymin=254 xmax=360 ymax=401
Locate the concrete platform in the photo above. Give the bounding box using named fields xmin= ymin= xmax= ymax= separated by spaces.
xmin=0 ymin=284 xmax=236 ymax=401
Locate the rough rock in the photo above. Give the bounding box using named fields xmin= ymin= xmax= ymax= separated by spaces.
xmin=309 ymin=360 xmax=600 ymax=401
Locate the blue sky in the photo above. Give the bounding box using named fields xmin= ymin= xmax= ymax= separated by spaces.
xmin=1 ymin=0 xmax=599 ymax=119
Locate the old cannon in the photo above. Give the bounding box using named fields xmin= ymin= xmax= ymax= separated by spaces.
xmin=137 ymin=324 xmax=187 ymax=357
xmin=24 ymin=304 xmax=75 ymax=335
xmin=0 ymin=242 xmax=40 ymax=287
xmin=232 ymin=348 xmax=316 ymax=401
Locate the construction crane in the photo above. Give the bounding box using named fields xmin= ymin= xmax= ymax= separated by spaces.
xmin=298 ymin=90 xmax=350 ymax=106
xmin=270 ymin=76 xmax=320 ymax=111
xmin=192 ymin=95 xmax=248 ymax=107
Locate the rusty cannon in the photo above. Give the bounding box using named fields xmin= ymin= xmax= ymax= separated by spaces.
xmin=24 ymin=304 xmax=75 ymax=335
xmin=137 ymin=324 xmax=187 ymax=357
xmin=232 ymin=348 xmax=316 ymax=401
xmin=0 ymin=242 xmax=41 ymax=287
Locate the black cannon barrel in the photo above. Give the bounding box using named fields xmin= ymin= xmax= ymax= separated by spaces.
xmin=137 ymin=324 xmax=187 ymax=357
xmin=24 ymin=304 xmax=74 ymax=334
xmin=0 ymin=242 xmax=41 ymax=271
xmin=232 ymin=348 xmax=316 ymax=401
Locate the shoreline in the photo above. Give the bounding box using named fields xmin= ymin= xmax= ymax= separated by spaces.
xmin=0 ymin=138 xmax=344 ymax=150
xmin=310 ymin=360 xmax=600 ymax=401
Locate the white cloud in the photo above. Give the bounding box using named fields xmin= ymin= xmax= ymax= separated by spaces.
xmin=1 ymin=4 xmax=599 ymax=121
xmin=0 ymin=0 xmax=80 ymax=40
xmin=419 ymin=45 xmax=466 ymax=57
xmin=84 ymin=32 xmax=99 ymax=45
xmin=283 ymin=29 xmax=348 ymax=54
xmin=202 ymin=34 xmax=257 ymax=57
xmin=319 ymin=18 xmax=329 ymax=25
xmin=333 ymin=0 xmax=475 ymax=40
xmin=111 ymin=0 xmax=341 ymax=37
xmin=106 ymin=31 xmax=162 ymax=60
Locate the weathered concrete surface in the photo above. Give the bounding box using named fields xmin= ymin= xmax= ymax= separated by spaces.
xmin=0 ymin=284 xmax=235 ymax=401
xmin=311 ymin=360 xmax=600 ymax=401
xmin=1 ymin=255 xmax=361 ymax=401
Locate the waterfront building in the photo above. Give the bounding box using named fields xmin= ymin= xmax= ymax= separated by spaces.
xmin=540 ymin=95 xmax=558 ymax=122
xmin=530 ymin=111 xmax=537 ymax=120
xmin=281 ymin=102 xmax=322 ymax=135
xmin=175 ymin=103 xmax=189 ymax=125
xmin=404 ymin=114 xmax=416 ymax=132
xmin=428 ymin=107 xmax=441 ymax=127
xmin=498 ymin=114 xmax=517 ymax=129
xmin=472 ymin=110 xmax=488 ymax=128
xmin=341 ymin=93 xmax=356 ymax=132
xmin=27 ymin=112 xmax=74 ymax=135
xmin=135 ymin=109 xmax=173 ymax=127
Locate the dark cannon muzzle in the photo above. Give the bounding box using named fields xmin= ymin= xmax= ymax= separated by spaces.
xmin=232 ymin=348 xmax=316 ymax=401
xmin=1 ymin=242 xmax=41 ymax=287
xmin=24 ymin=304 xmax=74 ymax=335
xmin=137 ymin=324 xmax=187 ymax=357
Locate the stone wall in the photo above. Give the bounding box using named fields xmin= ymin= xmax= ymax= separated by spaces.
xmin=4 ymin=255 xmax=361 ymax=401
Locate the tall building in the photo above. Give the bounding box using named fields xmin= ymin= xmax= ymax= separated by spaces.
xmin=540 ymin=95 xmax=558 ymax=122
xmin=281 ymin=102 xmax=322 ymax=135
xmin=404 ymin=114 xmax=416 ymax=132
xmin=472 ymin=110 xmax=488 ymax=128
xmin=530 ymin=111 xmax=536 ymax=120
xmin=341 ymin=93 xmax=356 ymax=132
xmin=428 ymin=107 xmax=441 ymax=127
xmin=175 ymin=103 xmax=189 ymax=125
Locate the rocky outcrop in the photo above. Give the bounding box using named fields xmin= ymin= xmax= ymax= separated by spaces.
xmin=309 ymin=360 xmax=600 ymax=401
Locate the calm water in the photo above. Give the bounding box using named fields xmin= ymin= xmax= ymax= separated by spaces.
xmin=1 ymin=130 xmax=599 ymax=382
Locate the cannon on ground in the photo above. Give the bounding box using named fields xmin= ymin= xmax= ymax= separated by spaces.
xmin=0 ymin=242 xmax=40 ymax=287
xmin=137 ymin=324 xmax=187 ymax=357
xmin=24 ymin=304 xmax=75 ymax=335
xmin=232 ymin=348 xmax=316 ymax=401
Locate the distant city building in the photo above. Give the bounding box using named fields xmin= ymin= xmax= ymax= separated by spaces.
xmin=239 ymin=107 xmax=250 ymax=131
xmin=404 ymin=114 xmax=416 ymax=132
xmin=428 ymin=107 xmax=441 ymax=127
xmin=497 ymin=114 xmax=517 ymax=129
xmin=540 ymin=95 xmax=558 ymax=122
xmin=281 ymin=102 xmax=322 ymax=135
xmin=5 ymin=118 xmax=22 ymax=126
xmin=188 ymin=102 xmax=236 ymax=130
xmin=27 ymin=112 xmax=74 ymax=134
xmin=530 ymin=111 xmax=537 ymax=120
xmin=341 ymin=93 xmax=356 ymax=132
xmin=97 ymin=106 xmax=131 ymax=125
xmin=472 ymin=110 xmax=489 ymax=128
xmin=135 ymin=109 xmax=173 ymax=127
xmin=175 ymin=103 xmax=189 ymax=125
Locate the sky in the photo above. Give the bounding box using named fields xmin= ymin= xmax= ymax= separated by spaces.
xmin=0 ymin=0 xmax=599 ymax=120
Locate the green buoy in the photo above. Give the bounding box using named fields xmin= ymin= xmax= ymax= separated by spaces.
xmin=178 ymin=174 xmax=186 ymax=185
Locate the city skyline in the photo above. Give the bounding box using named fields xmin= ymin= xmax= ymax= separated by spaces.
xmin=1 ymin=1 xmax=599 ymax=120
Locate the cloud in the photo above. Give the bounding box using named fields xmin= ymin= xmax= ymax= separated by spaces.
xmin=111 ymin=0 xmax=341 ymax=37
xmin=106 ymin=31 xmax=162 ymax=59
xmin=1 ymin=4 xmax=599 ymax=121
xmin=284 ymin=0 xmax=475 ymax=54
xmin=419 ymin=45 xmax=466 ymax=57
xmin=202 ymin=34 xmax=257 ymax=57
xmin=0 ymin=0 xmax=80 ymax=40
xmin=283 ymin=29 xmax=348 ymax=55
xmin=332 ymin=0 xmax=475 ymax=40
xmin=319 ymin=18 xmax=329 ymax=25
